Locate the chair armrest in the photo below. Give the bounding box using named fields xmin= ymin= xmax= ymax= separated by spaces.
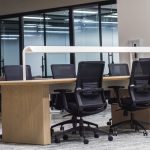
xmin=108 ymin=86 xmax=125 ymax=103
xmin=76 ymin=91 xmax=84 ymax=111
xmin=129 ymin=84 xmax=136 ymax=102
xmin=76 ymin=87 xmax=104 ymax=92
xmin=129 ymin=84 xmax=150 ymax=102
xmin=75 ymin=87 xmax=105 ymax=111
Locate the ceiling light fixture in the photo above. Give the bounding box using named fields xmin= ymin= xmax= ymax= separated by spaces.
xmin=1 ymin=34 xmax=19 ymax=37
xmin=1 ymin=37 xmax=18 ymax=40
xmin=23 ymin=16 xmax=51 ymax=20
xmin=74 ymin=10 xmax=98 ymax=14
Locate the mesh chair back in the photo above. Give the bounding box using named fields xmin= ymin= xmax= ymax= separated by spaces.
xmin=4 ymin=65 xmax=32 ymax=81
xmin=51 ymin=64 xmax=76 ymax=78
xmin=75 ymin=61 xmax=106 ymax=109
xmin=26 ymin=65 xmax=32 ymax=80
xmin=108 ymin=63 xmax=130 ymax=76
xmin=129 ymin=61 xmax=150 ymax=104
xmin=130 ymin=61 xmax=148 ymax=85
xmin=139 ymin=58 xmax=150 ymax=61
xmin=76 ymin=61 xmax=105 ymax=89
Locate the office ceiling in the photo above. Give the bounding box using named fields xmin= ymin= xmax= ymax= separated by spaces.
xmin=0 ymin=0 xmax=108 ymax=16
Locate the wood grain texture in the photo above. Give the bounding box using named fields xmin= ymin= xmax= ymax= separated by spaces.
xmin=103 ymin=76 xmax=129 ymax=81
xmin=2 ymin=84 xmax=50 ymax=145
xmin=112 ymin=104 xmax=150 ymax=129
xmin=0 ymin=78 xmax=76 ymax=86
xmin=0 ymin=76 xmax=130 ymax=86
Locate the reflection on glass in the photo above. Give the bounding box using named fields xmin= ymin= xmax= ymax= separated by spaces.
xmin=0 ymin=18 xmax=20 ymax=67
xmin=101 ymin=4 xmax=119 ymax=74
xmin=45 ymin=10 xmax=70 ymax=76
xmin=23 ymin=14 xmax=44 ymax=76
xmin=45 ymin=10 xmax=69 ymax=46
xmin=73 ymin=6 xmax=100 ymax=67
xmin=24 ymin=14 xmax=44 ymax=46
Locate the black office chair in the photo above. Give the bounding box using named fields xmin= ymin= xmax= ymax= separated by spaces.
xmin=109 ymin=60 xmax=150 ymax=136
xmin=53 ymin=61 xmax=113 ymax=144
xmin=107 ymin=63 xmax=130 ymax=125
xmin=51 ymin=64 xmax=76 ymax=133
xmin=50 ymin=64 xmax=76 ymax=110
xmin=3 ymin=65 xmax=32 ymax=80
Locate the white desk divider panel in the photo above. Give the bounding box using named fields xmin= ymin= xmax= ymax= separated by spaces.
xmin=22 ymin=46 xmax=150 ymax=80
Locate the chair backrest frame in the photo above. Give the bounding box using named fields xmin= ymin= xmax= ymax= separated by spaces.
xmin=4 ymin=65 xmax=32 ymax=81
xmin=51 ymin=64 xmax=76 ymax=79
xmin=108 ymin=63 xmax=130 ymax=76
xmin=129 ymin=60 xmax=150 ymax=104
xmin=76 ymin=61 xmax=105 ymax=89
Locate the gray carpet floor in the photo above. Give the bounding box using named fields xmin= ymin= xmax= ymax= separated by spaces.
xmin=1 ymin=106 xmax=150 ymax=150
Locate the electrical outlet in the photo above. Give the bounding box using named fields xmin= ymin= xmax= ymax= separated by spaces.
xmin=128 ymin=39 xmax=143 ymax=47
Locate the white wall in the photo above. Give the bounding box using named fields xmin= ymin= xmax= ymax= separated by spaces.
xmin=117 ymin=0 xmax=150 ymax=67
xmin=0 ymin=0 xmax=106 ymax=16
xmin=117 ymin=0 xmax=150 ymax=46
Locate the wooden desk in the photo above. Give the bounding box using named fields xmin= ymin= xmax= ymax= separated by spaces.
xmin=0 ymin=76 xmax=129 ymax=145
xmin=103 ymin=76 xmax=129 ymax=81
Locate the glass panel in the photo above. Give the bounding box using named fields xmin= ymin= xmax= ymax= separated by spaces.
xmin=23 ymin=14 xmax=44 ymax=77
xmin=73 ymin=5 xmax=100 ymax=68
xmin=45 ymin=10 xmax=70 ymax=76
xmin=101 ymin=4 xmax=119 ymax=74
xmin=0 ymin=18 xmax=20 ymax=69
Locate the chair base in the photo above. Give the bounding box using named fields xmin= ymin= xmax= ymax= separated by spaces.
xmin=52 ymin=117 xmax=113 ymax=144
xmin=109 ymin=118 xmax=148 ymax=136
xmin=51 ymin=116 xmax=99 ymax=131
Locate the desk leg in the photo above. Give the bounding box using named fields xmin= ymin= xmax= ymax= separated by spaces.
xmin=1 ymin=84 xmax=51 ymax=145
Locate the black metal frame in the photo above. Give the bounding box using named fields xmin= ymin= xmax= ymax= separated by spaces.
xmin=98 ymin=4 xmax=103 ymax=61
xmin=0 ymin=0 xmax=117 ymax=76
xmin=19 ymin=16 xmax=24 ymax=65
xmin=69 ymin=7 xmax=75 ymax=64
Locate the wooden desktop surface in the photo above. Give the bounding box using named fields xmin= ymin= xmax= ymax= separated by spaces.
xmin=0 ymin=76 xmax=130 ymax=86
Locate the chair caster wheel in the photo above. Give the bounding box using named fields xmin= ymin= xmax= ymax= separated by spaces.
xmin=83 ymin=138 xmax=89 ymax=144
xmin=113 ymin=131 xmax=117 ymax=136
xmin=63 ymin=134 xmax=69 ymax=140
xmin=55 ymin=136 xmax=60 ymax=143
xmin=60 ymin=126 xmax=64 ymax=131
xmin=143 ymin=131 xmax=148 ymax=136
xmin=107 ymin=121 xmax=111 ymax=126
xmin=94 ymin=133 xmax=99 ymax=138
xmin=108 ymin=135 xmax=113 ymax=141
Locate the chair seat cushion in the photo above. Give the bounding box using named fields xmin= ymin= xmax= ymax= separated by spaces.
xmin=121 ymin=97 xmax=150 ymax=111
xmin=67 ymin=101 xmax=106 ymax=116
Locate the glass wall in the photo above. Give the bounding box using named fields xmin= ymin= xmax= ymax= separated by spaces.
xmin=0 ymin=18 xmax=20 ymax=68
xmin=45 ymin=10 xmax=70 ymax=76
xmin=73 ymin=5 xmax=100 ymax=68
xmin=101 ymin=4 xmax=119 ymax=74
xmin=0 ymin=1 xmax=118 ymax=76
xmin=23 ymin=14 xmax=44 ymax=77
